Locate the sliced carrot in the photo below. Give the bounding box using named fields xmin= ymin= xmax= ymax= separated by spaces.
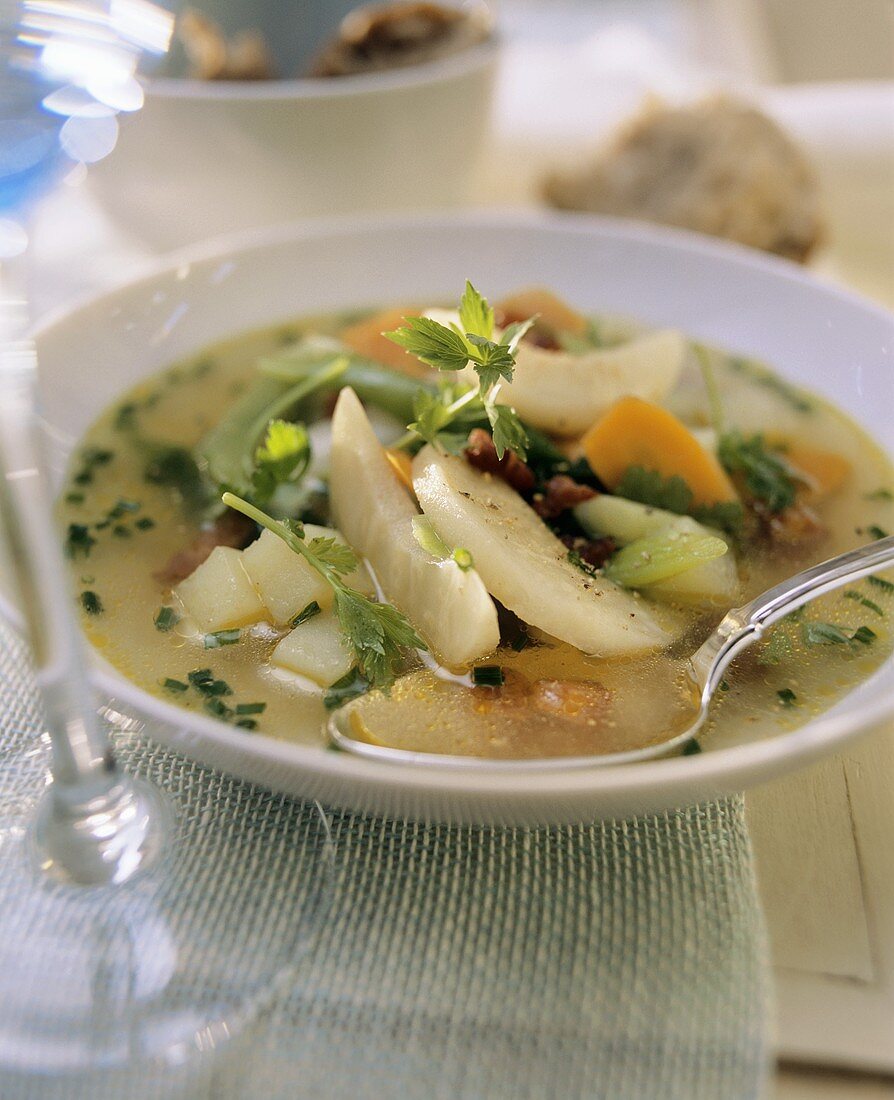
xmin=340 ymin=307 xmax=434 ymax=379
xmin=766 ymin=435 xmax=850 ymax=500
xmin=581 ymin=396 xmax=739 ymax=507
xmin=495 ymin=288 xmax=587 ymax=335
xmin=385 ymin=448 xmax=415 ymax=496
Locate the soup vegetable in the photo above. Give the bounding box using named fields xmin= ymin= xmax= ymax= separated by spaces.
xmin=61 ymin=285 xmax=894 ymax=759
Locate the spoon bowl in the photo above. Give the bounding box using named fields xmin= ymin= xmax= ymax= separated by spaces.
xmin=329 ymin=535 xmax=894 ymax=767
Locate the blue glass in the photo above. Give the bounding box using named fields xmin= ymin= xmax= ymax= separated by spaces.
xmin=0 ymin=0 xmax=173 ymax=212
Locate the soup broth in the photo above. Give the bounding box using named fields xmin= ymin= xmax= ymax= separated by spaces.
xmin=60 ymin=301 xmax=894 ymax=759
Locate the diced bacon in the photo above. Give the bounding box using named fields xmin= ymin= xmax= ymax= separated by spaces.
xmin=560 ymin=534 xmax=617 ymax=569
xmin=533 ymin=475 xmax=597 ymax=519
xmin=464 ymin=429 xmax=536 ymax=494
xmin=154 ymin=510 xmax=257 ymax=585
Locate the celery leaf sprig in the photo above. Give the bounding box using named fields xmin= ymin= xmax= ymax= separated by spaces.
xmin=222 ymin=492 xmax=425 ymax=689
xmin=385 ymin=282 xmax=534 ymax=460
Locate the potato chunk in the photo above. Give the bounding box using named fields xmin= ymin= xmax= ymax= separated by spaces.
xmin=271 ymin=609 xmax=354 ymax=687
xmin=242 ymin=525 xmax=374 ymax=626
xmin=175 ymin=545 xmax=265 ymax=632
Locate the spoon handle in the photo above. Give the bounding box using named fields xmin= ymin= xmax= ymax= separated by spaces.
xmin=691 ymin=535 xmax=894 ymax=701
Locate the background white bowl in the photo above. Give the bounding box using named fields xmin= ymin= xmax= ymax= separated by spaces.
xmin=6 ymin=212 xmax=894 ymax=824
xmin=86 ymin=43 xmax=498 ymax=252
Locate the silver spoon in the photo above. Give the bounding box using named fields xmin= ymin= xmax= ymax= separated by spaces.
xmin=328 ymin=534 xmax=894 ymax=768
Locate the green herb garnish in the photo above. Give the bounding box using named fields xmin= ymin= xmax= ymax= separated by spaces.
xmin=223 ymin=492 xmax=424 ymax=689
xmin=411 ymin=515 xmax=474 ymax=571
xmin=865 ymin=488 xmax=893 ymax=502
xmin=868 ymin=525 xmax=889 ymax=540
xmin=290 ymin=600 xmax=322 ymax=628
xmin=235 ymin=702 xmax=266 ymax=716
xmin=154 ymin=606 xmax=180 ymax=632
xmin=80 ymin=590 xmax=103 ymax=615
xmin=135 ymin=517 xmax=155 ymax=530
xmin=323 ymin=669 xmax=371 ymax=710
xmin=868 ymin=576 xmax=894 ymax=594
xmin=107 ymin=499 xmax=140 ymax=519
xmin=472 ymin=665 xmax=504 ymax=687
xmin=204 ymin=629 xmax=241 ymax=649
xmin=727 ymin=357 xmax=813 ymax=413
xmin=682 ymin=738 xmax=703 ymax=755
xmin=161 ymin=677 xmax=189 ymax=693
xmin=65 ymin=524 xmax=96 ymax=559
xmin=777 ymin=688 xmax=798 ymax=708
xmin=803 ymin=621 xmax=877 ymax=647
xmin=65 ymin=491 xmax=84 ymax=505
xmin=188 ymin=668 xmax=232 ymax=696
xmin=204 ymin=697 xmax=233 ymax=719
xmin=114 ymin=402 xmax=138 ymax=431
xmin=250 ymin=418 xmax=311 ymax=505
xmin=718 ymin=432 xmax=797 ymax=513
xmin=385 ymin=282 xmax=532 ymax=460
xmin=844 ymin=591 xmax=884 ymax=617
xmin=803 ymin=621 xmax=852 ymax=646
xmin=615 ymin=466 xmax=693 ymax=515
xmin=235 ymin=718 xmax=258 ymax=730
xmin=112 ymin=525 xmax=131 ymax=538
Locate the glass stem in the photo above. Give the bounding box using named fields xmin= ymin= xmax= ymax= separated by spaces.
xmin=0 ymin=303 xmax=167 ymax=884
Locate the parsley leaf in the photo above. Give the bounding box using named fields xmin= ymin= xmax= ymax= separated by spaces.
xmin=691 ymin=501 xmax=744 ymax=536
xmin=458 ymin=280 xmax=494 ymax=340
xmin=615 ymin=466 xmax=693 ymax=514
xmin=251 ymin=419 xmax=310 ymax=505
xmin=305 ymin=535 xmax=357 ymax=578
xmin=486 ymin=399 xmax=528 ymax=461
xmin=385 ymin=282 xmax=532 ymax=461
xmin=718 ymin=432 xmax=797 ymax=513
xmin=223 ymin=492 xmax=425 ymax=690
xmin=384 ymin=315 xmax=472 ymax=372
xmin=777 ymin=688 xmax=798 ymax=708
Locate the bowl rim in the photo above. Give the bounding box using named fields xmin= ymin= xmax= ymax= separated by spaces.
xmin=13 ymin=208 xmax=894 ymax=804
xmin=146 ymin=36 xmax=499 ymax=102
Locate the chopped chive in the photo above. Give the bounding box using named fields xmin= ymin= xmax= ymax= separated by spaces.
xmin=65 ymin=491 xmax=84 ymax=505
xmin=80 ymin=590 xmax=103 ymax=614
xmin=113 ymin=402 xmax=138 ymax=430
xmin=844 ymin=591 xmax=884 ymax=616
xmin=108 ymin=499 xmax=140 ymax=519
xmin=235 ymin=702 xmax=266 ymax=715
xmin=472 ymin=665 xmax=504 ymax=687
xmin=719 ymin=679 xmax=730 ymax=692
xmin=803 ymin=621 xmax=852 ymax=645
xmin=682 ymin=738 xmax=702 ymax=755
xmin=188 ymin=670 xmax=233 ymax=697
xmin=154 ymin=606 xmax=180 ymax=632
xmin=187 ymin=668 xmax=214 ymax=686
xmin=204 ymin=697 xmax=233 ymax=719
xmin=865 ymin=488 xmax=893 ymax=502
xmin=162 ymin=677 xmax=189 ymax=693
xmin=868 ymin=525 xmax=889 ymax=540
xmin=777 ymin=688 xmax=798 ymax=708
xmin=289 ymin=600 xmax=321 ymax=628
xmin=85 ymin=448 xmax=113 ymax=466
xmin=853 ymin=625 xmax=877 ymax=645
xmin=94 ymin=520 xmax=110 ymax=530
xmin=510 ymin=631 xmax=530 ymax=652
xmin=135 ymin=517 xmax=155 ymax=530
xmin=73 ymin=471 xmax=93 ymax=486
xmin=323 ymin=669 xmax=370 ymax=710
xmin=235 ymin=718 xmax=258 ymax=730
xmin=203 ymin=629 xmax=241 ymax=649
xmin=112 ymin=525 xmax=131 ymax=538
xmin=65 ymin=524 xmax=96 ymax=559
xmin=868 ymin=576 xmax=894 ymax=593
